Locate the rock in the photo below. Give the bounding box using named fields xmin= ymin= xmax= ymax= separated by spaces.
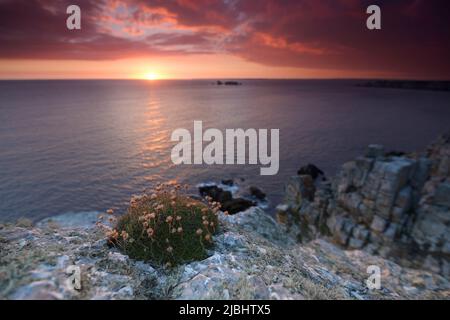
xmin=221 ymin=179 xmax=234 ymax=186
xmin=383 ymin=223 xmax=399 ymax=240
xmin=224 ymin=81 xmax=242 ymax=86
xmin=284 ymin=175 xmax=316 ymax=210
xmin=277 ymin=134 xmax=450 ymax=277
xmin=297 ymin=164 xmax=325 ymax=180
xmin=216 ymin=80 xmax=242 ymax=86
xmin=385 ymin=151 xmax=406 ymax=157
xmin=198 ymin=185 xmax=232 ymax=203
xmin=352 ymin=225 xmax=370 ymax=242
xmin=411 ymin=157 xmax=431 ymax=189
xmin=394 ymin=186 xmax=413 ymax=214
xmin=198 ymin=184 xmax=255 ymax=214
xmin=249 ymin=186 xmax=266 ymax=201
xmin=15 ymin=218 xmax=33 ymax=228
xmin=220 ymin=207 xmax=291 ymax=246
xmin=1 ymin=205 xmax=449 ymax=300
xmin=275 ymin=204 xmax=289 ymax=225
xmin=434 ymin=182 xmax=450 ymax=207
xmin=348 ymin=235 xmax=365 ymax=249
xmin=37 ymin=211 xmax=102 ymax=229
xmin=370 ymin=216 xmax=387 ymax=233
xmin=221 ymin=198 xmax=256 ymax=215
xmin=366 ymin=144 xmax=385 ymax=158
xmin=11 ymin=281 xmax=63 ymax=300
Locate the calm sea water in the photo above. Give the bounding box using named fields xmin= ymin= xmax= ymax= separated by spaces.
xmin=1 ymin=80 xmax=449 ymax=221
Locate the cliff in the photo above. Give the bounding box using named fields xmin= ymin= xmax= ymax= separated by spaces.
xmin=1 ymin=207 xmax=449 ymax=300
xmin=277 ymin=133 xmax=450 ymax=277
xmin=1 ymin=135 xmax=449 ymax=300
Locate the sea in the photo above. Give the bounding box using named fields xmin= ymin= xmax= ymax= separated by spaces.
xmin=1 ymin=79 xmax=449 ymax=221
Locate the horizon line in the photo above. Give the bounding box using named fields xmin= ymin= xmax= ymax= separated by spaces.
xmin=1 ymin=77 xmax=449 ymax=82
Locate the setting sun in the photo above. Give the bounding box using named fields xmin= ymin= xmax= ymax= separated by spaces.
xmin=144 ymin=72 xmax=159 ymax=81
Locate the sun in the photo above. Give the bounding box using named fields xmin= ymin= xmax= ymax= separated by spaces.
xmin=144 ymin=72 xmax=159 ymax=81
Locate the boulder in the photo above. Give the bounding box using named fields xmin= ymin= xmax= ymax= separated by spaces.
xmin=198 ymin=185 xmax=232 ymax=203
xmin=221 ymin=198 xmax=256 ymax=215
xmin=249 ymin=186 xmax=266 ymax=201
xmin=198 ymin=184 xmax=255 ymax=214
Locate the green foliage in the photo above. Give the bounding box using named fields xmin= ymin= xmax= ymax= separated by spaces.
xmin=107 ymin=184 xmax=219 ymax=267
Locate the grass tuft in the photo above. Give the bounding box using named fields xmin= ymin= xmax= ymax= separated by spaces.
xmin=103 ymin=183 xmax=220 ymax=267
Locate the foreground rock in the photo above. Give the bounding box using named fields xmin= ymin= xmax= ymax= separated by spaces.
xmin=278 ymin=134 xmax=450 ymax=277
xmin=1 ymin=207 xmax=449 ymax=300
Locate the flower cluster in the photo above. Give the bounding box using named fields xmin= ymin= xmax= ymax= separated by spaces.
xmin=103 ymin=183 xmax=219 ymax=266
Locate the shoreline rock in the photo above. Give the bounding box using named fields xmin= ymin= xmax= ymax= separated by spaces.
xmin=277 ymin=133 xmax=450 ymax=277
xmin=198 ymin=184 xmax=256 ymax=214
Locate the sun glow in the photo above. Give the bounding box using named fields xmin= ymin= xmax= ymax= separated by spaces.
xmin=144 ymin=72 xmax=160 ymax=80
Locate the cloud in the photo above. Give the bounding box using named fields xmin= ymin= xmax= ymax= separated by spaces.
xmin=0 ymin=0 xmax=449 ymax=78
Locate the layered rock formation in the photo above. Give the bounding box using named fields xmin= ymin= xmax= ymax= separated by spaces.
xmin=277 ymin=134 xmax=450 ymax=276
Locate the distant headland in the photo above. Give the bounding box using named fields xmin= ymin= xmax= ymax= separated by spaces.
xmin=359 ymin=80 xmax=450 ymax=92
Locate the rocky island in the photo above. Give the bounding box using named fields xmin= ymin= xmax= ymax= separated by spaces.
xmin=1 ymin=134 xmax=449 ymax=300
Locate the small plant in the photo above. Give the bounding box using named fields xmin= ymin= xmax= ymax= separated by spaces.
xmin=103 ymin=183 xmax=220 ymax=267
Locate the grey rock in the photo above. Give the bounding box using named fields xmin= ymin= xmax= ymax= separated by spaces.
xmin=434 ymin=182 xmax=450 ymax=207
xmin=366 ymin=144 xmax=385 ymax=158
xmin=279 ymin=135 xmax=450 ymax=277
xmin=284 ymin=175 xmax=316 ymax=210
xmin=370 ymin=216 xmax=387 ymax=233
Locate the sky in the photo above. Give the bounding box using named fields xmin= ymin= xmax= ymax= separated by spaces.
xmin=0 ymin=0 xmax=449 ymax=80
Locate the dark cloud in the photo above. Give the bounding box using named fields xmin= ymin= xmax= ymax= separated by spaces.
xmin=0 ymin=0 xmax=449 ymax=78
